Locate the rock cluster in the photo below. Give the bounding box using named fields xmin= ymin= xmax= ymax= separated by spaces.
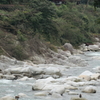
xmin=0 ymin=42 xmax=100 ymax=100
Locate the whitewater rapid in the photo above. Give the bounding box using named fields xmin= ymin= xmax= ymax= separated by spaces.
xmin=0 ymin=51 xmax=100 ymax=100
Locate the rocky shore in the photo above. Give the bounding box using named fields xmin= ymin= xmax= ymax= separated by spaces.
xmin=0 ymin=41 xmax=100 ymax=100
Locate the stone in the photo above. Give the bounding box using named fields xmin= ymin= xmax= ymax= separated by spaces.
xmin=68 ymin=56 xmax=87 ymax=67
xmin=18 ymin=93 xmax=28 ymax=97
xmin=34 ymin=91 xmax=48 ymax=96
xmin=93 ymin=66 xmax=100 ymax=73
xmin=91 ymin=73 xmax=100 ymax=80
xmin=0 ymin=96 xmax=16 ymax=100
xmin=71 ymin=97 xmax=87 ymax=100
xmin=32 ymin=77 xmax=55 ymax=90
xmin=44 ymin=67 xmax=62 ymax=76
xmin=79 ymin=75 xmax=91 ymax=81
xmin=51 ymin=93 xmax=62 ymax=98
xmin=82 ymin=86 xmax=96 ymax=93
xmin=63 ymin=43 xmax=74 ymax=54
xmin=87 ymin=45 xmax=99 ymax=51
xmin=0 ymin=73 xmax=3 ymax=79
xmin=79 ymin=44 xmax=88 ymax=51
xmin=2 ymin=75 xmax=15 ymax=80
xmin=79 ymin=71 xmax=93 ymax=78
xmin=68 ymin=91 xmax=78 ymax=95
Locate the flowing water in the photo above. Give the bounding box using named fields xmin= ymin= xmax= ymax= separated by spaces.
xmin=0 ymin=51 xmax=100 ymax=100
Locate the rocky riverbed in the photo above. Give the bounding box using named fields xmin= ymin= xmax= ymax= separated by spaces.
xmin=0 ymin=49 xmax=100 ymax=100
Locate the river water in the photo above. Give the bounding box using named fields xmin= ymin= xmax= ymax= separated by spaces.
xmin=0 ymin=51 xmax=100 ymax=100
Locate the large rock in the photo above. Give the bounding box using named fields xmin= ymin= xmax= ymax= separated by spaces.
xmin=79 ymin=44 xmax=88 ymax=51
xmin=34 ymin=91 xmax=48 ymax=96
xmin=49 ymin=85 xmax=65 ymax=95
xmin=68 ymin=91 xmax=78 ymax=95
xmin=91 ymin=73 xmax=100 ymax=80
xmin=79 ymin=71 xmax=93 ymax=81
xmin=71 ymin=97 xmax=87 ymax=100
xmin=64 ymin=43 xmax=74 ymax=54
xmin=58 ymin=49 xmax=71 ymax=57
xmin=18 ymin=93 xmax=28 ymax=97
xmin=0 ymin=96 xmax=16 ymax=100
xmin=87 ymin=45 xmax=100 ymax=51
xmin=79 ymin=71 xmax=100 ymax=80
xmin=79 ymin=75 xmax=91 ymax=81
xmin=44 ymin=67 xmax=62 ymax=76
xmin=51 ymin=93 xmax=62 ymax=98
xmin=32 ymin=77 xmax=55 ymax=90
xmin=79 ymin=71 xmax=93 ymax=76
xmin=2 ymin=75 xmax=15 ymax=80
xmin=82 ymin=86 xmax=96 ymax=93
xmin=93 ymin=66 xmax=100 ymax=73
xmin=68 ymin=56 xmax=87 ymax=67
xmin=4 ymin=66 xmax=43 ymax=76
xmin=0 ymin=73 xmax=3 ymax=79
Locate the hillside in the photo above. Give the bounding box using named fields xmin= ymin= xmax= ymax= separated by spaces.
xmin=0 ymin=0 xmax=100 ymax=61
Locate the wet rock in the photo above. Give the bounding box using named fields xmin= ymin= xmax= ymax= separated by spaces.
xmin=82 ymin=86 xmax=96 ymax=93
xmin=71 ymin=97 xmax=87 ymax=100
xmin=32 ymin=77 xmax=55 ymax=90
xmin=51 ymin=93 xmax=62 ymax=98
xmin=0 ymin=95 xmax=16 ymax=100
xmin=44 ymin=67 xmax=62 ymax=76
xmin=79 ymin=75 xmax=91 ymax=81
xmin=65 ymin=85 xmax=78 ymax=90
xmin=79 ymin=70 xmax=94 ymax=76
xmin=0 ymin=73 xmax=3 ymax=79
xmin=50 ymin=86 xmax=65 ymax=95
xmin=68 ymin=91 xmax=79 ymax=95
xmin=68 ymin=56 xmax=87 ymax=67
xmin=93 ymin=66 xmax=100 ymax=73
xmin=87 ymin=45 xmax=100 ymax=51
xmin=58 ymin=49 xmax=71 ymax=57
xmin=91 ymin=73 xmax=100 ymax=80
xmin=4 ymin=66 xmax=43 ymax=76
xmin=2 ymin=75 xmax=15 ymax=80
xmin=34 ymin=91 xmax=48 ymax=96
xmin=79 ymin=44 xmax=88 ymax=51
xmin=18 ymin=93 xmax=28 ymax=97
xmin=17 ymin=76 xmax=29 ymax=81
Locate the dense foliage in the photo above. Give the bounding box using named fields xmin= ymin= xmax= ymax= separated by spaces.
xmin=0 ymin=0 xmax=100 ymax=59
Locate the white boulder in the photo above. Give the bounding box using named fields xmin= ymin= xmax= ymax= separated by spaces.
xmin=87 ymin=45 xmax=99 ymax=51
xmin=71 ymin=97 xmax=87 ymax=100
xmin=32 ymin=77 xmax=55 ymax=90
xmin=79 ymin=70 xmax=93 ymax=76
xmin=18 ymin=93 xmax=28 ymax=97
xmin=2 ymin=75 xmax=15 ymax=80
xmin=51 ymin=93 xmax=62 ymax=98
xmin=91 ymin=73 xmax=100 ymax=80
xmin=93 ymin=66 xmax=100 ymax=73
xmin=68 ymin=56 xmax=87 ymax=67
xmin=34 ymin=91 xmax=48 ymax=96
xmin=63 ymin=43 xmax=74 ymax=54
xmin=68 ymin=91 xmax=78 ymax=95
xmin=82 ymin=86 xmax=96 ymax=93
xmin=79 ymin=44 xmax=88 ymax=51
xmin=0 ymin=96 xmax=16 ymax=100
xmin=44 ymin=67 xmax=62 ymax=76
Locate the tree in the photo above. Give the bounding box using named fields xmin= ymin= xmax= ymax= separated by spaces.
xmin=94 ymin=0 xmax=100 ymax=9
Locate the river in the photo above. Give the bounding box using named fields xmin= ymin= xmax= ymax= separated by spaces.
xmin=0 ymin=51 xmax=100 ymax=100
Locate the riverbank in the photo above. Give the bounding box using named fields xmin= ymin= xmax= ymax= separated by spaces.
xmin=0 ymin=51 xmax=100 ymax=100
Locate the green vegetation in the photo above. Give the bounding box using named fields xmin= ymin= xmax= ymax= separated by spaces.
xmin=0 ymin=0 xmax=100 ymax=60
